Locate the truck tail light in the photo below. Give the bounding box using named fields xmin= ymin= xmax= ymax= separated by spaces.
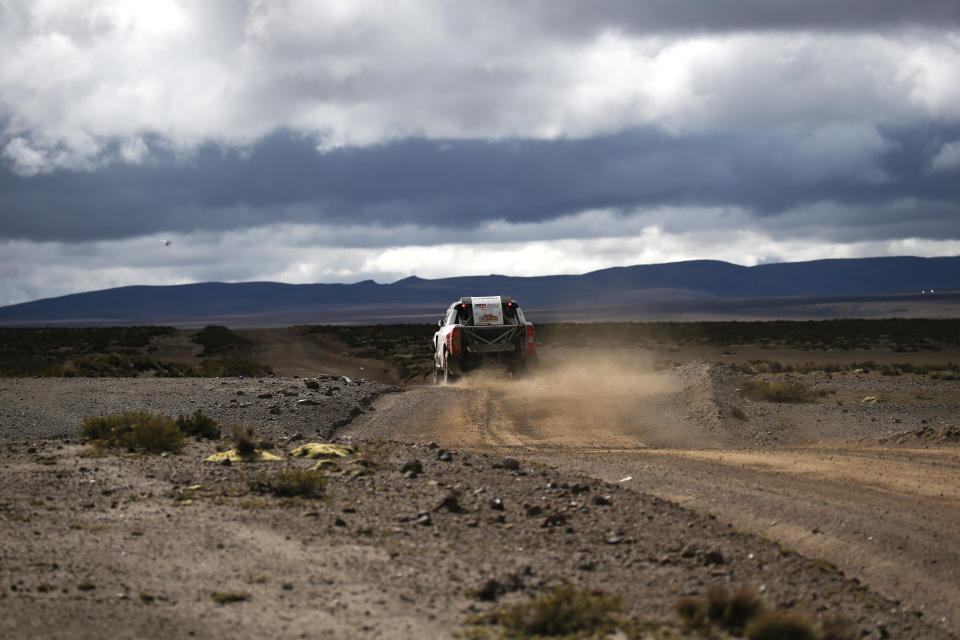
xmin=448 ymin=326 xmax=462 ymax=358
xmin=525 ymin=323 xmax=536 ymax=353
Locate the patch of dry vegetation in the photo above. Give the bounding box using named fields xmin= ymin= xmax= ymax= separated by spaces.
xmin=80 ymin=411 xmax=184 ymax=453
xmin=466 ymin=583 xmax=626 ymax=639
xmin=250 ymin=469 xmax=327 ymax=498
xmin=674 ymin=585 xmax=857 ymax=640
xmin=175 ymin=410 xmax=220 ymax=440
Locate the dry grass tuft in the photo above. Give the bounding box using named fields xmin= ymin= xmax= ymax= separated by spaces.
xmin=231 ymin=426 xmax=258 ymax=456
xmin=251 ymin=469 xmax=327 ymax=498
xmin=211 ymin=591 xmax=249 ymax=604
xmin=745 ymin=380 xmax=817 ymax=403
xmin=481 ymin=583 xmax=623 ymax=638
xmin=175 ymin=410 xmax=220 ymax=440
xmin=745 ymin=610 xmax=816 ymax=640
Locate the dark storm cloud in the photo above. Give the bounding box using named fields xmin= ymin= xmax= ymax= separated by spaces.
xmin=3 ymin=125 xmax=960 ymax=244
xmin=535 ymin=0 xmax=960 ymax=34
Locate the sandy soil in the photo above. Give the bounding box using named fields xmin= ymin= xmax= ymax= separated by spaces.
xmin=2 ymin=346 xmax=959 ymax=638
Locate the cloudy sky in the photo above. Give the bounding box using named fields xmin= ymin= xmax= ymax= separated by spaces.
xmin=2 ymin=1 xmax=960 ymax=306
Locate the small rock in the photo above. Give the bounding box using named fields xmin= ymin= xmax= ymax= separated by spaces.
xmin=570 ymin=483 xmax=590 ymax=495
xmin=591 ymin=494 xmax=611 ymax=506
xmin=334 ymin=518 xmax=347 ymax=527
xmin=437 ymin=449 xmax=453 ymax=462
xmin=304 ymin=379 xmax=320 ymax=390
xmin=282 ymin=583 xmax=294 ymax=591
xmin=488 ymin=498 xmax=505 ymax=511
xmin=427 ymin=442 xmax=439 ymax=449
xmin=296 ymin=399 xmax=321 ymax=406
xmin=400 ymin=460 xmax=423 ymax=475
xmin=416 ymin=511 xmax=432 ymax=526
xmin=525 ymin=505 xmax=543 ymax=517
xmin=473 ymin=579 xmax=502 ymax=601
xmin=435 ymin=491 xmax=465 ymax=513
xmin=500 ymin=457 xmax=520 ymax=470
xmin=703 ymin=550 xmax=725 ymax=566
xmin=257 ymin=392 xmax=273 ymax=399
xmin=220 ymin=458 xmax=232 ymax=466
xmin=541 ymin=512 xmax=566 ymax=528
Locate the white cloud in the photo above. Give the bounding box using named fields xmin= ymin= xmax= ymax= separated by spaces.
xmin=2 ymin=3 xmax=959 ymax=173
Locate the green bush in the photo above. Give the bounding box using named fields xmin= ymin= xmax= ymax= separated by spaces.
xmin=745 ymin=380 xmax=817 ymax=403
xmin=176 ymin=410 xmax=220 ymax=440
xmin=80 ymin=411 xmax=183 ymax=453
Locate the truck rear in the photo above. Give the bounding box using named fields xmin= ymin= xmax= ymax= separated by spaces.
xmin=432 ymin=295 xmax=536 ymax=383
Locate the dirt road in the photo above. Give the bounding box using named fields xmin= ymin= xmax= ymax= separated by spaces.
xmin=343 ymin=359 xmax=960 ymax=636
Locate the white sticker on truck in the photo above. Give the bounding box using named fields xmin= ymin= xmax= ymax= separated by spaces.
xmin=471 ymin=296 xmax=503 ymax=325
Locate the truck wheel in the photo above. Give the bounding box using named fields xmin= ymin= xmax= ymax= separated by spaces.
xmin=443 ymin=351 xmax=456 ymax=384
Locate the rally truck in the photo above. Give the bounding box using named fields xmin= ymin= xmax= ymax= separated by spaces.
xmin=432 ymin=295 xmax=536 ymax=383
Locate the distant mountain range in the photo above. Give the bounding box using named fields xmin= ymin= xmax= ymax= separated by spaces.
xmin=1 ymin=256 xmax=958 ymax=327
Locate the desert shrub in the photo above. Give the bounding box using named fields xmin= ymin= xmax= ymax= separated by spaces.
xmin=674 ymin=596 xmax=708 ymax=629
xmin=494 ymin=583 xmax=622 ymax=637
xmin=191 ymin=325 xmax=250 ymax=356
xmin=250 ymin=469 xmax=326 ymax=498
xmin=80 ymin=411 xmax=183 ymax=453
xmin=730 ymin=406 xmax=748 ymax=421
xmin=46 ymin=353 xmax=194 ymax=378
xmin=745 ymin=380 xmax=817 ymax=403
xmin=707 ymin=585 xmax=764 ymax=634
xmin=176 ymin=410 xmax=220 ymax=440
xmin=231 ymin=426 xmax=258 ymax=456
xmin=746 ymin=611 xmax=816 ymax=640
xmin=197 ymin=358 xmax=273 ymax=377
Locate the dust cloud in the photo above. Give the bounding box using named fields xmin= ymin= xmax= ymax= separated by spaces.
xmin=435 ymin=349 xmax=722 ymax=451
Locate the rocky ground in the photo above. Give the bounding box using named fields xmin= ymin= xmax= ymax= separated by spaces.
xmin=0 ymin=375 xmax=399 ymax=441
xmin=1 ymin=356 xmax=959 ymax=639
xmin=1 ymin=436 xmax=948 ymax=640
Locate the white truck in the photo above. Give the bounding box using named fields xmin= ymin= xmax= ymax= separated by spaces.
xmin=432 ymin=296 xmax=536 ymax=383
